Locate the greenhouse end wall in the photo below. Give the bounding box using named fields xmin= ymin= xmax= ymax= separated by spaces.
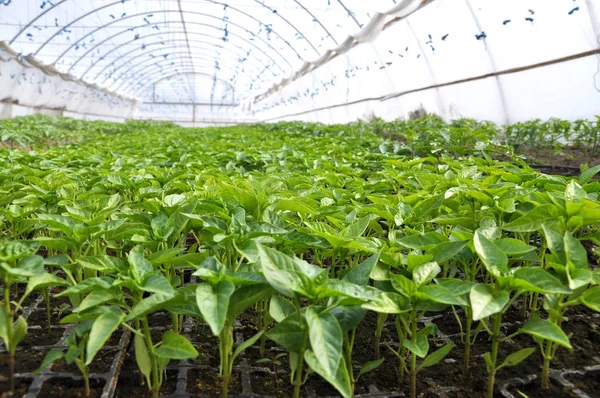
xmin=253 ymin=0 xmax=600 ymax=125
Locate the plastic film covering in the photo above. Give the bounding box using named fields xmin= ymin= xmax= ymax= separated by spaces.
xmin=0 ymin=41 xmax=137 ymax=119
xmin=253 ymin=0 xmax=600 ymax=125
xmin=0 ymin=0 xmax=404 ymax=123
xmin=1 ymin=0 xmax=599 ymax=124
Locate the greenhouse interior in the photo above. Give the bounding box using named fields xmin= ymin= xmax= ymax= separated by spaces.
xmin=0 ymin=0 xmax=600 ymax=397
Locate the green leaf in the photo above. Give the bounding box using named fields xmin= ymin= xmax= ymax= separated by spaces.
xmin=428 ymin=241 xmax=468 ymax=263
xmin=357 ymin=358 xmax=384 ymax=380
xmin=135 ymin=333 xmax=152 ymax=383
xmin=34 ymin=348 xmax=65 ymax=375
xmin=403 ymin=333 xmax=428 ymax=358
xmin=269 ymin=295 xmax=296 ymax=323
xmin=0 ymin=241 xmax=40 ymax=261
xmin=564 ymin=232 xmax=587 ymax=268
xmin=419 ymin=343 xmax=454 ymax=369
xmin=580 ymin=164 xmax=600 ymax=184
xmin=519 ymin=319 xmax=572 ymax=349
xmin=417 ymin=285 xmax=463 ymax=306
xmin=86 ymin=312 xmax=124 ymax=365
xmin=0 ymin=307 xmax=8 ymax=344
xmin=581 ymin=286 xmax=600 ymax=312
xmin=413 ymin=194 xmax=444 ymax=219
xmin=495 ymin=239 xmax=536 ymax=255
xmin=141 ymin=274 xmax=175 ymax=295
xmin=512 ymin=268 xmax=571 ymax=294
xmin=470 ymin=284 xmax=509 ymax=321
xmin=542 ymin=225 xmax=566 ymax=264
xmin=258 ymin=244 xmax=322 ymax=297
xmin=25 ymin=273 xmax=69 ymax=297
xmin=362 ymin=292 xmax=407 ymax=314
xmin=306 ymin=307 xmax=343 ymax=377
xmin=155 ymin=331 xmax=198 ymax=359
xmin=13 ymin=316 xmax=27 ymax=346
xmin=502 ymin=205 xmax=560 ymax=232
xmin=37 ymin=214 xmax=75 ymax=236
xmin=343 ymin=251 xmax=380 ymax=285
xmin=227 ymin=283 xmax=274 ymax=321
xmin=474 ymin=230 xmax=508 ymax=277
xmin=74 ymin=290 xmax=119 ymax=313
xmin=413 ymin=262 xmax=441 ymax=286
xmin=2 ymin=255 xmax=44 ymax=277
xmin=126 ymin=293 xmax=178 ymax=321
xmin=329 ymin=306 xmax=367 ymax=333
xmin=196 ymin=281 xmax=234 ymax=335
xmin=266 ymin=314 xmax=307 ymax=353
xmin=304 ymin=351 xmax=352 ymax=398
xmin=128 ymin=248 xmax=153 ymax=283
xmin=565 ymin=180 xmax=586 ymax=202
xmin=497 ymin=348 xmax=536 ymax=370
xmin=232 ymin=331 xmax=264 ymax=362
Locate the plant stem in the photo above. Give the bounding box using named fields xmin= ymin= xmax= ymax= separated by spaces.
xmin=142 ymin=318 xmax=160 ymax=398
xmin=292 ymin=352 xmax=305 ymax=398
xmin=410 ymin=310 xmax=417 ymax=398
xmin=375 ymin=313 xmax=387 ymax=359
xmin=4 ymin=280 xmax=15 ymax=393
xmin=219 ymin=323 xmax=234 ymax=398
xmin=43 ymin=289 xmax=51 ymax=329
xmin=541 ymin=341 xmax=553 ymax=389
xmin=487 ymin=313 xmax=503 ymax=398
xmin=464 ymin=314 xmax=472 ymax=375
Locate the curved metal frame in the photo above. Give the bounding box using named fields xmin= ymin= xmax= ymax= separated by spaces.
xmin=74 ymin=22 xmax=283 ymax=83
xmin=80 ymin=30 xmax=282 ymax=82
xmin=128 ymin=66 xmax=238 ymax=98
xmin=122 ymin=61 xmax=261 ymax=95
xmin=105 ymin=48 xmax=265 ymax=91
xmin=88 ymin=38 xmax=273 ymax=93
xmin=13 ymin=0 xmax=324 ymax=58
xmin=53 ymin=11 xmax=293 ymax=70
xmin=136 ymin=77 xmax=236 ymax=104
xmin=119 ymin=57 xmax=263 ymax=94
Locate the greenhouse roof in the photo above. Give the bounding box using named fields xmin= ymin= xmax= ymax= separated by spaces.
xmin=0 ymin=0 xmax=406 ymax=103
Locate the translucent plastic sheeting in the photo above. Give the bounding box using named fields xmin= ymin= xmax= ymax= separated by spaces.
xmin=0 ymin=42 xmax=137 ymax=119
xmin=254 ymin=0 xmax=600 ymax=125
xmin=0 ymin=0 xmax=399 ymax=110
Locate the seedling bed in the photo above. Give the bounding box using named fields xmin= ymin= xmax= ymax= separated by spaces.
xmin=0 ymin=291 xmax=130 ymax=398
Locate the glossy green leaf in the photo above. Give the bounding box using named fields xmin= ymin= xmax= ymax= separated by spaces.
xmin=470 ymin=284 xmax=509 ymax=321
xmin=155 ymin=331 xmax=198 ymax=359
xmin=519 ymin=319 xmax=571 ymax=349
xmin=474 ymin=230 xmax=508 ymax=277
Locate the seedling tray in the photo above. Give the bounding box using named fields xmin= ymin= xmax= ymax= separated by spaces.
xmin=1 ymin=292 xmax=131 ymax=398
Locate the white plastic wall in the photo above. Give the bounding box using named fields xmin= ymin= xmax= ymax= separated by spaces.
xmin=254 ymin=0 xmax=600 ymax=125
xmin=0 ymin=48 xmax=138 ymax=120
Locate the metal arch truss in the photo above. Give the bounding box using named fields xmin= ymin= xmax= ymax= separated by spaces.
xmin=104 ymin=48 xmax=267 ymax=91
xmin=118 ymin=57 xmax=262 ymax=95
xmin=79 ymin=30 xmax=284 ymax=82
xmin=13 ymin=0 xmax=332 ymax=61
xmin=129 ymin=66 xmax=239 ymax=99
xmin=55 ymin=11 xmax=294 ymax=71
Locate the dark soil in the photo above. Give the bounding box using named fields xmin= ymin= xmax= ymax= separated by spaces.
xmin=21 ymin=327 xmax=65 ymax=348
xmin=0 ymin=350 xmax=47 ymax=375
xmin=563 ymin=369 xmax=600 ymax=397
xmin=0 ymin=377 xmax=32 ymax=398
xmin=26 ymin=308 xmax=66 ymax=328
xmin=185 ymin=368 xmax=243 ymax=396
xmin=114 ymin=369 xmax=178 ymax=398
xmin=51 ymin=349 xmax=118 ymax=374
xmin=250 ymin=370 xmax=294 ymax=397
xmin=38 ymin=377 xmax=105 ymax=398
xmin=147 ymin=311 xmax=172 ymax=328
xmin=504 ymin=376 xmax=577 ymax=398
